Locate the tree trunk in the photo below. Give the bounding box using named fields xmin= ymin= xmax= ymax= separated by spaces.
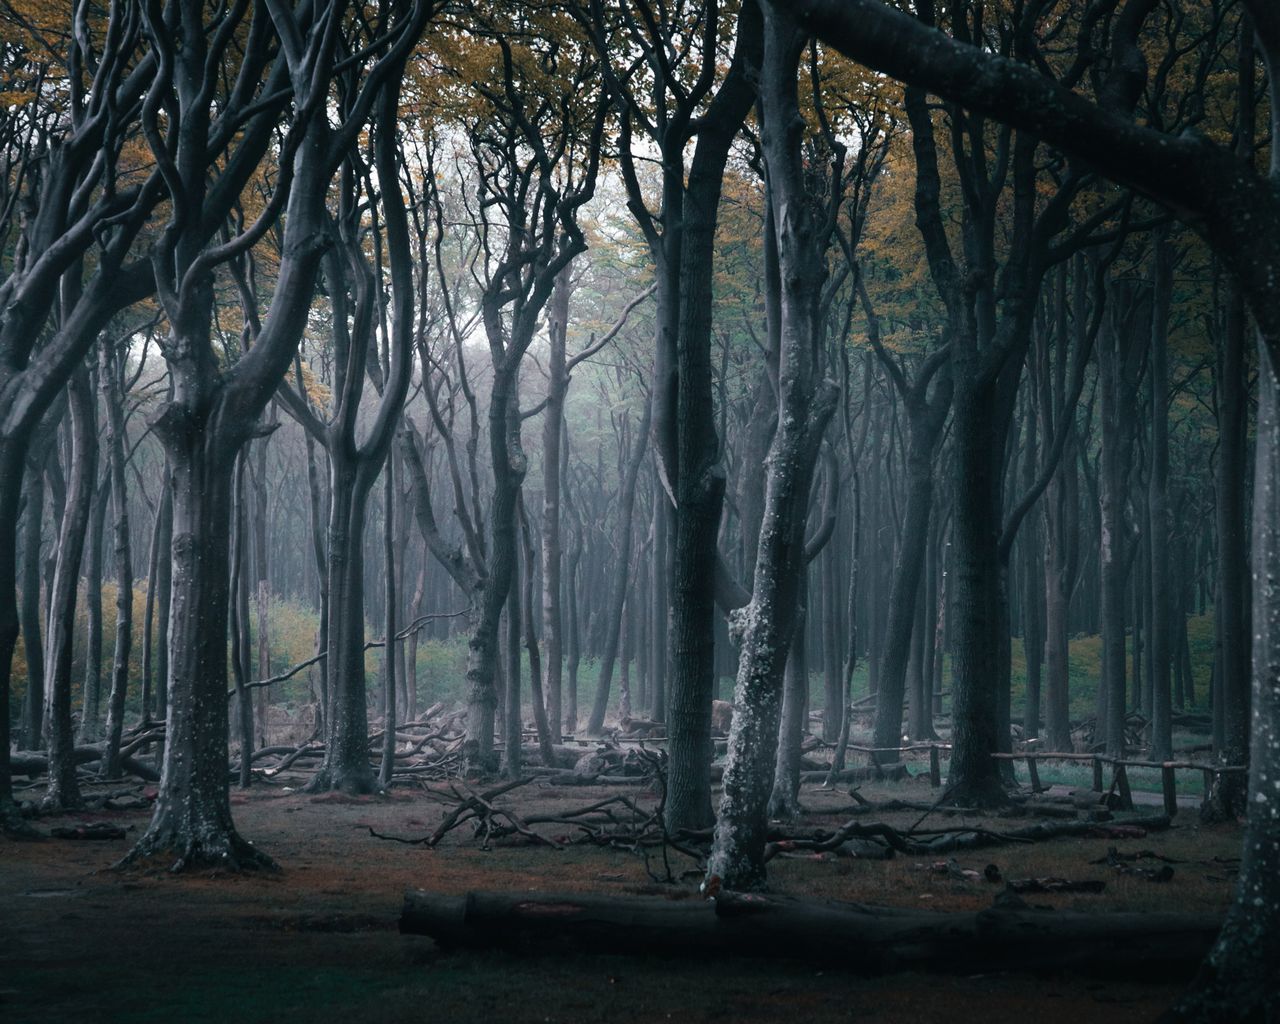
xmin=767 ymin=602 xmax=810 ymax=823
xmin=303 ymin=428 xmax=329 ymax=735
xmin=230 ymin=453 xmax=254 ymax=790
xmin=541 ymin=270 xmax=570 ymax=743
xmin=78 ymin=478 xmax=109 ymax=743
xmin=821 ymin=525 xmax=842 ymax=742
xmin=586 ymin=398 xmax=652 ymax=734
xmin=1171 ymin=336 xmax=1280 ymax=1022
xmin=312 ymin=446 xmax=379 ymax=794
xmin=19 ymin=448 xmax=46 ymax=750
xmin=41 ymin=365 xmax=96 ymax=810
xmin=99 ymin=343 xmax=132 ymax=780
xmin=1203 ymin=277 xmax=1250 ymax=820
xmin=379 ymin=460 xmax=397 ymax=788
xmin=1021 ymin=405 xmax=1045 ymax=742
xmin=872 ymin=440 xmax=939 ymax=760
xmin=501 ymin=523 xmax=522 ymax=780
xmin=648 ymin=483 xmax=668 ymax=723
xmin=153 ymin=474 xmax=172 ymax=728
xmin=254 ymin=434 xmax=271 ymax=748
xmin=1098 ymin=310 xmax=1135 ymax=760
xmin=1148 ymin=226 xmax=1174 ymax=760
xmin=123 ymin=428 xmax=271 ymax=871
xmin=140 ymin=461 xmax=166 ymax=727
xmin=0 ymin=436 xmax=27 ymax=830
xmin=945 ymin=366 xmax=1009 ymax=806
xmin=707 ymin=7 xmax=837 ymax=887
xmin=565 ymin=502 xmax=584 ymax=734
xmin=464 ymin=372 xmax=524 ymax=772
xmin=520 ymin=497 xmax=555 ymax=768
xmin=663 ymin=8 xmax=761 ymax=834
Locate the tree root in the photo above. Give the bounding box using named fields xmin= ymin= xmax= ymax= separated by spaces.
xmin=116 ymin=825 xmax=278 ymax=873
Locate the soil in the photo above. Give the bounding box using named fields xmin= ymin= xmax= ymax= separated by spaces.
xmin=1 ymin=774 xmax=1242 ymax=1023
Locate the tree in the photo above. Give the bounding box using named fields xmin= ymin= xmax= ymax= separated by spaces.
xmin=581 ymin=0 xmax=763 ymax=830
xmin=706 ymin=0 xmax=839 ymax=889
xmin=278 ymin=59 xmax=421 ymax=795
xmin=39 ymin=362 xmax=96 ymax=809
xmin=121 ymin=0 xmax=431 ymax=869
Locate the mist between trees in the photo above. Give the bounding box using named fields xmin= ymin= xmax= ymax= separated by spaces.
xmin=1 ymin=1 xmax=1278 ymax=1019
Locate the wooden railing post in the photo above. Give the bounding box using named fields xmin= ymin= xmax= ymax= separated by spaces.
xmin=1027 ymin=756 xmax=1042 ymax=794
xmin=1113 ymin=764 xmax=1134 ymax=812
xmin=1161 ymin=764 xmax=1178 ymax=817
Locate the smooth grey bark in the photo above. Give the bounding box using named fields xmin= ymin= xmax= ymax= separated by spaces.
xmin=230 ymin=453 xmax=254 ymax=790
xmin=519 ymin=499 xmax=556 ymax=767
xmin=500 ymin=515 xmax=522 ymax=780
xmin=379 ymin=458 xmax=397 ymax=788
xmin=19 ymin=438 xmax=48 ymax=750
xmin=0 ymin=438 xmax=23 ymax=828
xmin=297 ymin=75 xmax=419 ymax=796
xmin=0 ymin=0 xmax=303 ymax=836
xmin=540 ymin=270 xmax=570 ymax=742
xmin=648 ymin=478 xmax=668 ymax=723
xmin=583 ymin=1 xmax=760 ymax=832
xmin=586 ymin=397 xmax=652 ymax=734
xmin=78 ymin=477 xmax=109 ymax=743
xmin=910 ymin=503 xmax=941 ymax=741
xmin=459 ymin=58 xmax=601 ymax=772
xmin=1019 ymin=399 xmax=1044 ymax=741
xmin=1202 ymin=28 xmax=1256 ymax=823
xmin=1203 ymin=276 xmax=1251 ymax=821
xmin=1148 ymin=225 xmax=1174 ymax=760
xmin=1098 ymin=296 xmax=1144 ymax=759
xmin=820 ymin=520 xmax=842 ymax=743
xmin=1040 ymin=270 xmax=1081 ymax=752
xmin=302 ymin=412 xmax=330 ymax=734
xmin=869 ymin=323 xmax=951 ymax=761
xmin=253 ymin=434 xmax=271 ymax=747
xmin=99 ymin=341 xmax=132 ymax=780
xmin=41 ymin=364 xmax=96 ymax=810
xmin=565 ymin=485 xmax=584 ymax=732
xmin=140 ymin=457 xmax=166 ymax=726
xmin=122 ymin=0 xmax=429 ymax=869
xmin=152 ymin=475 xmax=172 ymax=725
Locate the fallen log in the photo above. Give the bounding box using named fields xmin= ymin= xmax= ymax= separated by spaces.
xmin=400 ymin=890 xmax=1220 ymax=975
xmin=525 ymin=768 xmax=650 ymax=786
xmin=10 ymin=746 xmax=160 ymax=782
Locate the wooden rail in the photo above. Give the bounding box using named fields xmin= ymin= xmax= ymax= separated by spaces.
xmin=989 ymin=751 xmax=1245 ymax=815
xmin=843 ymin=741 xmax=1246 ymax=814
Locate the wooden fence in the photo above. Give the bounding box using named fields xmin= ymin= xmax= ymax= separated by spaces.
xmin=844 ymin=742 xmax=1245 ymax=816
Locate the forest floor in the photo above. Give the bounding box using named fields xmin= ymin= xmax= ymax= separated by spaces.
xmin=0 ymin=772 xmax=1243 ymax=1024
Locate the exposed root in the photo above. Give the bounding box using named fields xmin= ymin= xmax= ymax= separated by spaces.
xmin=302 ymin=765 xmax=384 ymax=797
xmin=941 ymin=777 xmax=1011 ymax=811
xmin=116 ymin=826 xmax=278 ymax=873
xmin=767 ymin=790 xmax=806 ymax=821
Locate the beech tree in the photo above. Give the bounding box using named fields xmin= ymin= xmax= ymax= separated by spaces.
xmin=120 ymin=0 xmax=432 ymax=869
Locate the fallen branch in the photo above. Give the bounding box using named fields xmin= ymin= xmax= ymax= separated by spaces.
xmin=10 ymin=747 xmax=159 ymax=782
